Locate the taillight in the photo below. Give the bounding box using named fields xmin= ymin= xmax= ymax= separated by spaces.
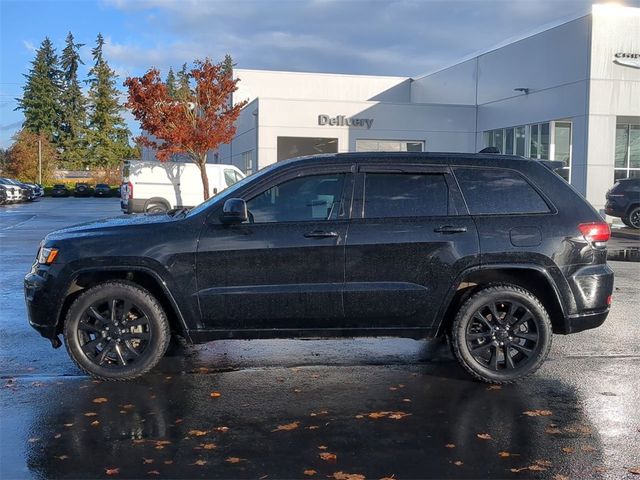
xmin=127 ymin=181 xmax=133 ymax=199
xmin=578 ymin=222 xmax=610 ymax=247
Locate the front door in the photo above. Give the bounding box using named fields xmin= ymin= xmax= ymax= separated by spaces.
xmin=343 ymin=164 xmax=479 ymax=328
xmin=196 ymin=168 xmax=353 ymax=330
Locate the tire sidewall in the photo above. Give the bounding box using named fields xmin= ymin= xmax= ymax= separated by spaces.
xmin=452 ymin=285 xmax=552 ymax=383
xmin=64 ymin=282 xmax=169 ymax=380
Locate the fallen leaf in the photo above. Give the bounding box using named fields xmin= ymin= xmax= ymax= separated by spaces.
xmin=143 ymin=458 xmax=154 ymax=464
xmin=355 ymin=415 xmax=364 ymax=419
xmin=188 ymin=429 xmax=208 ymax=436
xmin=105 ymin=468 xmax=120 ymax=475
xmin=545 ymin=427 xmax=562 ymax=434
xmin=63 ymin=423 xmax=73 ymax=427
xmin=54 ymin=433 xmax=62 ymax=439
xmin=445 ymin=444 xmax=455 ymax=449
xmin=487 ymin=385 xmax=502 ymax=390
xmin=307 ymin=425 xmax=320 ymax=430
xmin=272 ymin=421 xmax=300 ymax=432
xmin=402 ymin=398 xmax=412 ymax=403
xmin=581 ymin=445 xmax=596 ymax=452
xmin=226 ymin=457 xmax=243 ymax=464
xmin=553 ymin=475 xmax=569 ymax=480
xmin=389 ymin=387 xmax=397 ymax=391
xmin=28 ymin=438 xmax=40 ymax=443
xmin=122 ymin=404 xmax=135 ymax=409
xmin=453 ymin=460 xmax=463 ymax=466
xmin=528 ymin=464 xmax=547 ymax=472
xmin=535 ymin=460 xmax=552 ymax=467
xmin=163 ymin=460 xmax=173 ymax=465
xmin=210 ymin=391 xmax=221 ymax=398
xmin=331 ymin=472 xmax=365 ymax=480
xmin=294 ymin=388 xmax=302 ymax=393
xmin=380 ymin=476 xmax=395 ymax=480
xmin=132 ymin=439 xmax=145 ymax=444
xmin=84 ymin=412 xmax=97 ymax=417
xmin=304 ymin=470 xmax=317 ymax=476
xmin=523 ymin=410 xmax=553 ymax=417
xmin=191 ymin=460 xmax=207 ymax=466
xmin=91 ymin=421 xmax=99 ymax=426
xmin=320 ymin=452 xmax=337 ymax=461
xmin=202 ymin=443 xmax=217 ymax=450
xmin=476 ymin=433 xmax=492 ymax=440
xmin=318 ymin=445 xmax=328 ymax=450
xmin=498 ymin=451 xmax=513 ymax=457
xmin=629 ymin=468 xmax=640 ymax=475
xmin=93 ymin=397 xmax=108 ymax=404
xmin=388 ymin=412 xmax=411 ymax=420
xmin=147 ymin=471 xmax=160 ymax=476
xmin=56 ymin=455 xmax=69 ymax=460
xmin=215 ymin=426 xmax=229 ymax=432
xmin=561 ymin=447 xmax=575 ymax=454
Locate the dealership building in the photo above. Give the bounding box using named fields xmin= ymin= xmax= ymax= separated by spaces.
xmin=208 ymin=5 xmax=639 ymax=211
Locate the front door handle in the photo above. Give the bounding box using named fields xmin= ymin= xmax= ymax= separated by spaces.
xmin=434 ymin=225 xmax=468 ymax=233
xmin=304 ymin=230 xmax=339 ymax=239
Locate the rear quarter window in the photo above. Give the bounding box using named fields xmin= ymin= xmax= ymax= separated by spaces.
xmin=455 ymin=167 xmax=550 ymax=215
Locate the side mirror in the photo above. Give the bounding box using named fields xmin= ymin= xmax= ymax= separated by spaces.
xmin=221 ymin=198 xmax=248 ymax=224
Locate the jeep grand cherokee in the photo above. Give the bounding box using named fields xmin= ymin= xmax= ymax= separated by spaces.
xmin=25 ymin=152 xmax=614 ymax=383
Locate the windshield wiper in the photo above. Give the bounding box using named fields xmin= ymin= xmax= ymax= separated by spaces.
xmin=168 ymin=207 xmax=190 ymax=218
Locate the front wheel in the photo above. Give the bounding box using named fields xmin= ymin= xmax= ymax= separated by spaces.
xmin=451 ymin=284 xmax=552 ymax=384
xmin=63 ymin=281 xmax=170 ymax=381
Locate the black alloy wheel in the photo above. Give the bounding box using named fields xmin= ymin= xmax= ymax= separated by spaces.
xmin=628 ymin=207 xmax=640 ymax=229
xmin=451 ymin=284 xmax=552 ymax=384
xmin=64 ymin=281 xmax=170 ymax=380
xmin=465 ymin=300 xmax=540 ymax=371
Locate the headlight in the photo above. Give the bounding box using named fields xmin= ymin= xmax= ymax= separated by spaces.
xmin=38 ymin=247 xmax=59 ymax=265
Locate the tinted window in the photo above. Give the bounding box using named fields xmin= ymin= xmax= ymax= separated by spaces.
xmin=363 ymin=173 xmax=449 ymax=218
xmin=247 ymin=174 xmax=345 ymax=223
xmin=455 ymin=168 xmax=549 ymax=215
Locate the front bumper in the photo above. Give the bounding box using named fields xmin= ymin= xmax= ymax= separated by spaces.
xmin=24 ymin=268 xmax=66 ymax=341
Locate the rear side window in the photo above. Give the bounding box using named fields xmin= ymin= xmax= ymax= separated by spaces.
xmin=363 ymin=173 xmax=449 ymax=218
xmin=455 ymin=168 xmax=550 ymax=215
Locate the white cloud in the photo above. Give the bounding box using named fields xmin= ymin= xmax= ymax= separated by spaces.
xmin=22 ymin=40 xmax=36 ymax=53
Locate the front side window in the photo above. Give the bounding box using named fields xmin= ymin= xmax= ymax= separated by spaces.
xmin=455 ymin=168 xmax=550 ymax=215
xmin=246 ymin=173 xmax=346 ymax=223
xmin=363 ymin=173 xmax=449 ymax=218
xmin=224 ymin=169 xmax=243 ymax=187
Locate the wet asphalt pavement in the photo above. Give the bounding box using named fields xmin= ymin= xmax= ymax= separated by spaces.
xmin=1 ymin=198 xmax=639 ymax=479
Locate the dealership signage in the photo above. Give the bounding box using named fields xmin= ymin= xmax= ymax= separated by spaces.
xmin=318 ymin=114 xmax=374 ymax=129
xmin=614 ymin=52 xmax=640 ymax=69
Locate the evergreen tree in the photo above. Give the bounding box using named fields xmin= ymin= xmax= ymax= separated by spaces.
xmin=59 ymin=32 xmax=88 ymax=168
xmin=165 ymin=67 xmax=178 ymax=99
xmin=175 ymin=63 xmax=191 ymax=101
xmin=86 ymin=33 xmax=134 ymax=169
xmin=16 ymin=37 xmax=61 ymax=142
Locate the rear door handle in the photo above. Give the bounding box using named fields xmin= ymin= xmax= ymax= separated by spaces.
xmin=434 ymin=225 xmax=468 ymax=233
xmin=304 ymin=230 xmax=339 ymax=239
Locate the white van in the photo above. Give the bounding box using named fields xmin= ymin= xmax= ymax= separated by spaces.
xmin=121 ymin=160 xmax=245 ymax=214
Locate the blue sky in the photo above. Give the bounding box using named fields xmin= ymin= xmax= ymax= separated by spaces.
xmin=0 ymin=0 xmax=636 ymax=148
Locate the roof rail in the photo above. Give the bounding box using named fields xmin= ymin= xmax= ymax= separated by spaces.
xmin=478 ymin=147 xmax=500 ymax=154
xmin=540 ymin=160 xmax=565 ymax=171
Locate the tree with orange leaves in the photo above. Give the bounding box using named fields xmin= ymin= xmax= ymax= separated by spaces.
xmin=124 ymin=56 xmax=247 ymax=201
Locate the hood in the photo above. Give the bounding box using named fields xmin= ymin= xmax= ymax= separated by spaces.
xmin=45 ymin=213 xmax=176 ymax=242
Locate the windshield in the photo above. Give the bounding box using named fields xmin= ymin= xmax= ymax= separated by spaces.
xmin=187 ymin=164 xmax=278 ymax=217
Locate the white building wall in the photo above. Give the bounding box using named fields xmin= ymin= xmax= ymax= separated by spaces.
xmin=586 ymin=4 xmax=640 ymax=211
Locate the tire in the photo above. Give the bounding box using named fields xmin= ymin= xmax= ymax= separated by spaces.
xmin=626 ymin=206 xmax=640 ymax=229
xmin=63 ymin=280 xmax=170 ymax=381
xmin=451 ymin=284 xmax=552 ymax=384
xmin=621 ymin=216 xmax=633 ymax=228
xmin=144 ymin=199 xmax=170 ymax=214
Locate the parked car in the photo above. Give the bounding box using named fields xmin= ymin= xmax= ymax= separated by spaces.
xmin=26 ymin=183 xmax=45 ymax=197
xmin=0 ymin=178 xmax=34 ymax=202
xmin=74 ymin=182 xmax=93 ymax=197
xmin=51 ymin=184 xmax=70 ymax=198
xmin=120 ymin=160 xmax=245 ymax=214
xmin=94 ymin=183 xmax=112 ymax=197
xmin=25 ymin=152 xmax=613 ymax=383
xmin=0 ymin=179 xmax=21 ymax=203
xmin=0 ymin=185 xmax=7 ymax=205
xmin=605 ymin=177 xmax=640 ymax=229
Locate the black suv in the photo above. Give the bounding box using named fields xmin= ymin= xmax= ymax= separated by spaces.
xmin=74 ymin=182 xmax=93 ymax=197
xmin=25 ymin=153 xmax=614 ymax=383
xmin=605 ymin=178 xmax=640 ymax=229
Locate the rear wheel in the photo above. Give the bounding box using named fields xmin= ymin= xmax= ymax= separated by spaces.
xmin=63 ymin=281 xmax=170 ymax=381
xmin=145 ymin=199 xmax=170 ymax=214
xmin=451 ymin=284 xmax=552 ymax=384
xmin=625 ymin=206 xmax=640 ymax=229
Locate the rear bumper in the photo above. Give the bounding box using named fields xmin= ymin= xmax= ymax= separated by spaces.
xmin=563 ymin=308 xmax=609 ymax=334
xmin=121 ymin=198 xmax=145 ymax=214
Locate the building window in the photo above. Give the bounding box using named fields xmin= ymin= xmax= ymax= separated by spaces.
xmin=615 ymin=123 xmax=640 ymax=181
xmin=277 ymin=137 xmax=338 ymax=162
xmin=484 ymin=121 xmax=571 ymax=182
xmin=355 ymin=139 xmax=424 ymax=152
xmin=242 ymin=150 xmax=254 ymax=175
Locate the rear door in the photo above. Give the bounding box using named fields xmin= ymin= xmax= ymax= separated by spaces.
xmin=343 ymin=163 xmax=479 ymax=328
